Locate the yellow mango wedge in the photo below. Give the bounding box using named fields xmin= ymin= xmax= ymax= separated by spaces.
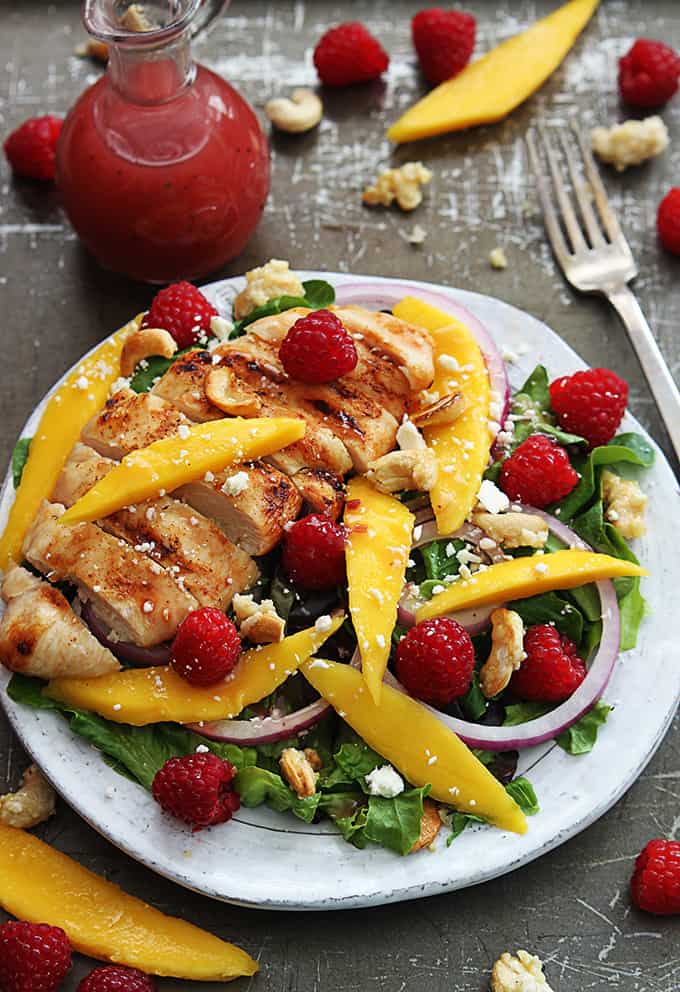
xmin=59 ymin=415 xmax=306 ymax=525
xmin=344 ymin=477 xmax=414 ymax=704
xmin=0 ymin=825 xmax=256 ymax=980
xmin=46 ymin=617 xmax=343 ymax=725
xmin=417 ymin=550 xmax=647 ymax=621
xmin=0 ymin=316 xmax=140 ymax=569
xmin=303 ymin=660 xmax=526 ymax=833
xmin=393 ymin=297 xmax=491 ymax=534
xmin=388 ymin=0 xmax=599 ymax=142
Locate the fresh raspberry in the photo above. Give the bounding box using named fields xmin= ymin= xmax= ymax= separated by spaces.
xmin=141 ymin=281 xmax=218 ymax=349
xmin=412 ymin=8 xmax=476 ymax=86
xmin=657 ymin=188 xmax=680 ymax=255
xmin=282 ymin=513 xmax=346 ymax=590
xmin=499 ymin=434 xmax=578 ymax=507
xmin=618 ymin=39 xmax=680 ymax=108
xmin=279 ymin=310 xmax=358 ymax=383
xmin=152 ymin=752 xmax=240 ymax=829
xmin=78 ymin=965 xmax=156 ymax=992
xmin=3 ymin=115 xmax=63 ymax=181
xmin=630 ymin=839 xmax=680 ymax=915
xmin=313 ymin=22 xmax=389 ymax=87
xmin=510 ymin=624 xmax=586 ymax=702
xmin=395 ymin=617 xmax=475 ymax=706
xmin=549 ymin=368 xmax=628 ymax=448
xmin=171 ymin=607 xmax=241 ymax=686
xmin=0 ymin=921 xmax=71 ymax=992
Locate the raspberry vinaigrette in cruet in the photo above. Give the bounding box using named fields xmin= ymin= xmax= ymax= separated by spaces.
xmin=56 ymin=1 xmax=270 ymax=282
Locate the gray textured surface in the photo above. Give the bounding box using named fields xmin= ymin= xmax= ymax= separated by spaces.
xmin=0 ymin=1 xmax=678 ymax=989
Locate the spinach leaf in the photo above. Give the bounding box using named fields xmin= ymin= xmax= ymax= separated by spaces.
xmin=12 ymin=437 xmax=32 ymax=488
xmin=447 ymin=810 xmax=486 ymax=844
xmin=420 ymin=538 xmax=464 ymax=582
xmin=319 ymin=792 xmax=368 ymax=846
xmin=555 ymin=701 xmax=612 ymax=755
xmin=129 ymin=345 xmax=197 ymax=393
xmin=269 ymin=572 xmax=296 ymax=621
xmin=230 ymin=279 xmax=336 ymax=337
xmin=363 ymin=785 xmax=430 ymax=856
xmin=509 ymin=591 xmax=584 ymax=646
xmin=555 ymin=433 xmax=654 ymax=522
xmin=300 ymin=279 xmax=335 ymax=308
xmin=509 ymin=366 xmax=586 ymax=449
xmin=235 ymin=765 xmax=320 ymax=822
xmin=461 ymin=669 xmax=488 ymax=720
xmin=505 ymin=776 xmax=539 ymax=814
xmin=503 ymin=701 xmax=554 ymax=726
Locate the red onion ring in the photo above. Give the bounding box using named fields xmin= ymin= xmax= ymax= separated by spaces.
xmin=186 ymin=697 xmax=331 ymax=745
xmin=334 ymin=280 xmax=511 ymax=434
xmin=81 ymin=600 xmax=172 ymax=666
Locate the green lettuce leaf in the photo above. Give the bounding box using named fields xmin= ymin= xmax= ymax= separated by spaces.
xmin=509 ymin=591 xmax=584 ymax=646
xmin=509 ymin=366 xmax=586 ymax=449
xmin=12 ymin=437 xmax=32 ymax=489
xmin=363 ymin=785 xmax=430 ymax=856
xmin=461 ymin=669 xmax=488 ymax=720
xmin=230 ymin=279 xmax=336 ymax=337
xmin=555 ymin=701 xmax=612 ymax=755
xmin=505 ymin=776 xmax=540 ymax=814
xmin=503 ymin=701 xmax=554 ymax=726
xmin=319 ymin=792 xmax=369 ymax=846
xmin=322 ymin=739 xmax=384 ymax=790
xmin=129 ymin=345 xmax=197 ymax=394
xmin=235 ymin=765 xmax=320 ymax=822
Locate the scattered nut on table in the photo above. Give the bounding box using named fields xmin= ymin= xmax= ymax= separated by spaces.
xmin=120 ymin=327 xmax=177 ymax=377
xmin=591 ymin=116 xmax=669 ymax=172
xmin=490 ymin=949 xmax=554 ymax=992
xmin=362 ymin=162 xmax=433 ymax=212
xmin=265 ymin=88 xmax=323 ymax=133
xmin=0 ymin=764 xmax=56 ymax=829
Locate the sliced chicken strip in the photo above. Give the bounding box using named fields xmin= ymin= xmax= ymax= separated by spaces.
xmin=290 ymin=469 xmax=345 ymax=520
xmin=52 ymin=442 xmax=115 ymax=505
xmin=23 ymin=502 xmax=197 ymax=647
xmin=152 ymin=349 xmax=222 ymax=423
xmin=0 ymin=566 xmax=120 ymax=678
xmin=81 ymin=387 xmax=189 ymax=460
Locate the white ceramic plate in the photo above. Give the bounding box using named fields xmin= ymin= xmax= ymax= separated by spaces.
xmin=1 ymin=274 xmax=678 ymax=911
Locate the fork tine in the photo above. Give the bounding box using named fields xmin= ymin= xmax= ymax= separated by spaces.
xmin=557 ymin=129 xmax=605 ymax=248
xmin=571 ymin=121 xmax=626 ymax=244
xmin=526 ymin=130 xmax=571 ymax=267
xmin=537 ymin=122 xmax=588 ymax=254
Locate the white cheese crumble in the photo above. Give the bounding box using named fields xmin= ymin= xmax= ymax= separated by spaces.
xmin=142 ymin=600 xmax=154 ymax=613
xmin=177 ymin=424 xmax=190 ymax=440
xmin=591 ymin=115 xmax=669 ymax=172
xmin=476 ymin=479 xmax=510 ymax=514
xmin=221 ymin=471 xmax=249 ymax=497
xmin=365 ymin=764 xmax=405 ymax=798
xmin=534 ymin=562 xmax=548 ymax=574
xmin=314 ymin=615 xmax=333 ymax=633
xmin=437 ymin=353 xmax=459 ymax=372
xmin=204 ymin=471 xmax=215 ymax=483
xmin=210 ymin=315 xmax=234 ymax=340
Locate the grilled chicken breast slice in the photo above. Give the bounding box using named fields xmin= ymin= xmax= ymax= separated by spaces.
xmin=81 ymin=387 xmax=189 ymax=460
xmin=0 ymin=567 xmax=120 ymax=678
xmin=290 ymin=468 xmax=345 ymax=520
xmin=52 ymin=442 xmax=115 ymax=505
xmin=152 ymin=350 xmax=222 ymax=422
xmin=23 ymin=502 xmax=197 ymax=647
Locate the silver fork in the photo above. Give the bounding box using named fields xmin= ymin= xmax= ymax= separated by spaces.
xmin=527 ymin=122 xmax=680 ymax=461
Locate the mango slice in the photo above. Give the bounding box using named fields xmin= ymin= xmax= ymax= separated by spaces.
xmin=0 ymin=825 xmax=256 ymax=980
xmin=388 ymin=0 xmax=599 ymax=142
xmin=302 ymin=659 xmax=526 ymax=833
xmin=393 ymin=297 xmax=491 ymax=534
xmin=46 ymin=617 xmax=343 ymax=725
xmin=0 ymin=317 xmax=140 ymax=570
xmin=59 ymin=416 xmax=306 ymax=526
xmin=417 ymin=550 xmax=647 ymax=621
xmin=344 ymin=477 xmax=414 ymax=704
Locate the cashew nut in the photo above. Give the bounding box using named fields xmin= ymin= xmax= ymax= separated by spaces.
xmin=0 ymin=764 xmax=56 ymax=829
xmin=120 ymin=327 xmax=177 ymax=377
xmin=205 ymin=366 xmax=262 ymax=416
xmin=265 ymin=88 xmax=323 ymax=134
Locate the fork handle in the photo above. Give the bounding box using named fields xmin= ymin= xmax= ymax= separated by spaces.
xmin=606 ymin=284 xmax=680 ymax=462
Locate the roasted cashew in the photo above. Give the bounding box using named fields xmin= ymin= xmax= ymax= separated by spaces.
xmin=265 ymin=88 xmax=323 ymax=134
xmin=120 ymin=327 xmax=177 ymax=377
xmin=0 ymin=764 xmax=56 ymax=829
xmin=205 ymin=366 xmax=262 ymax=416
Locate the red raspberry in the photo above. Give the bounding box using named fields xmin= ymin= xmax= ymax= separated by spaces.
xmin=0 ymin=921 xmax=71 ymax=992
xmin=313 ymin=22 xmax=389 ymax=87
xmin=630 ymin=838 xmax=680 ymax=915
xmin=412 ymin=8 xmax=476 ymax=86
xmin=78 ymin=965 xmax=156 ymax=992
xmin=279 ymin=310 xmax=358 ymax=383
xmin=141 ymin=281 xmax=218 ymax=349
xmin=510 ymin=624 xmax=586 ymax=702
xmin=618 ymin=39 xmax=680 ymax=108
xmin=3 ymin=115 xmax=63 ymax=182
xmin=499 ymin=434 xmax=578 ymax=507
xmin=657 ymin=188 xmax=680 ymax=255
xmin=171 ymin=607 xmax=241 ymax=686
xmin=549 ymin=368 xmax=628 ymax=448
xmin=395 ymin=617 xmax=475 ymax=706
xmin=152 ymin=752 xmax=240 ymax=829
xmin=282 ymin=513 xmax=346 ymax=590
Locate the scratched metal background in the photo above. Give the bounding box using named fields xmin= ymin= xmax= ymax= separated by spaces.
xmin=1 ymin=1 xmax=679 ymax=989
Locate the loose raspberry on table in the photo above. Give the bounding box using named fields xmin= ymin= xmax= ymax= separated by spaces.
xmin=141 ymin=281 xmax=218 ymax=349
xmin=0 ymin=920 xmax=71 ymax=992
xmin=282 ymin=513 xmax=346 ymax=590
xmin=279 ymin=310 xmax=358 ymax=383
xmin=152 ymin=752 xmax=240 ymax=829
xmin=618 ymin=39 xmax=680 ymax=108
xmin=412 ymin=8 xmax=476 ymax=86
xmin=549 ymin=368 xmax=628 ymax=448
xmin=510 ymin=624 xmax=586 ymax=702
xmin=313 ymin=22 xmax=389 ymax=86
xmin=171 ymin=607 xmax=242 ymax=686
xmin=395 ymin=617 xmax=475 ymax=707
xmin=499 ymin=434 xmax=578 ymax=507
xmin=630 ymin=838 xmax=680 ymax=915
xmin=3 ymin=115 xmax=63 ymax=181
xmin=657 ymin=188 xmax=680 ymax=255
xmin=78 ymin=965 xmax=156 ymax=992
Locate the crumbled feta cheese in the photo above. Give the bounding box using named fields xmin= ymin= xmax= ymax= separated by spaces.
xmin=177 ymin=424 xmax=190 ymax=440
xmin=142 ymin=600 xmax=154 ymax=613
xmin=437 ymin=353 xmax=459 ymax=372
xmin=307 ymin=658 xmax=330 ymax=669
xmin=476 ymin=479 xmax=510 ymax=514
xmin=591 ymin=115 xmax=669 ymax=172
xmin=534 ymin=562 xmax=548 ymax=574
xmin=210 ymin=315 xmax=234 ymax=340
xmin=221 ymin=471 xmax=249 ymax=497
xmin=491 ymin=950 xmax=554 ymax=992
xmin=112 ymin=703 xmax=122 ymax=712
xmin=501 ymin=345 xmax=519 ymax=364
xmin=74 ymin=376 xmax=89 ymax=390
xmin=195 ymin=744 xmax=210 ymax=753
xmin=396 ymin=417 xmax=427 ymax=451
xmin=365 ymin=764 xmax=405 ymax=798
xmin=314 ymin=615 xmax=333 ymax=633
xmin=204 ymin=471 xmax=215 ymax=482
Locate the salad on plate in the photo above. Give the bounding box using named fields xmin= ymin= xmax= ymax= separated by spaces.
xmin=0 ymin=262 xmax=652 ymax=857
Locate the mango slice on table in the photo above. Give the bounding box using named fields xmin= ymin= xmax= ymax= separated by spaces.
xmin=344 ymin=477 xmax=414 ymax=704
xmin=417 ymin=550 xmax=647 ymax=621
xmin=393 ymin=297 xmax=491 ymax=534
xmin=0 ymin=825 xmax=256 ymax=980
xmin=59 ymin=416 xmax=306 ymax=526
xmin=388 ymin=0 xmax=599 ymax=142
xmin=46 ymin=617 xmax=343 ymax=725
xmin=0 ymin=317 xmax=140 ymax=570
xmin=302 ymin=659 xmax=526 ymax=833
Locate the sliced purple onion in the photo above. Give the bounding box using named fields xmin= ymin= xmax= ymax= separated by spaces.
xmin=81 ymin=600 xmax=172 ymax=667
xmin=186 ymin=697 xmax=331 ymax=745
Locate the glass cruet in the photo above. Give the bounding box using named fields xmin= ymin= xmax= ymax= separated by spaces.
xmin=56 ymin=0 xmax=270 ymax=283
